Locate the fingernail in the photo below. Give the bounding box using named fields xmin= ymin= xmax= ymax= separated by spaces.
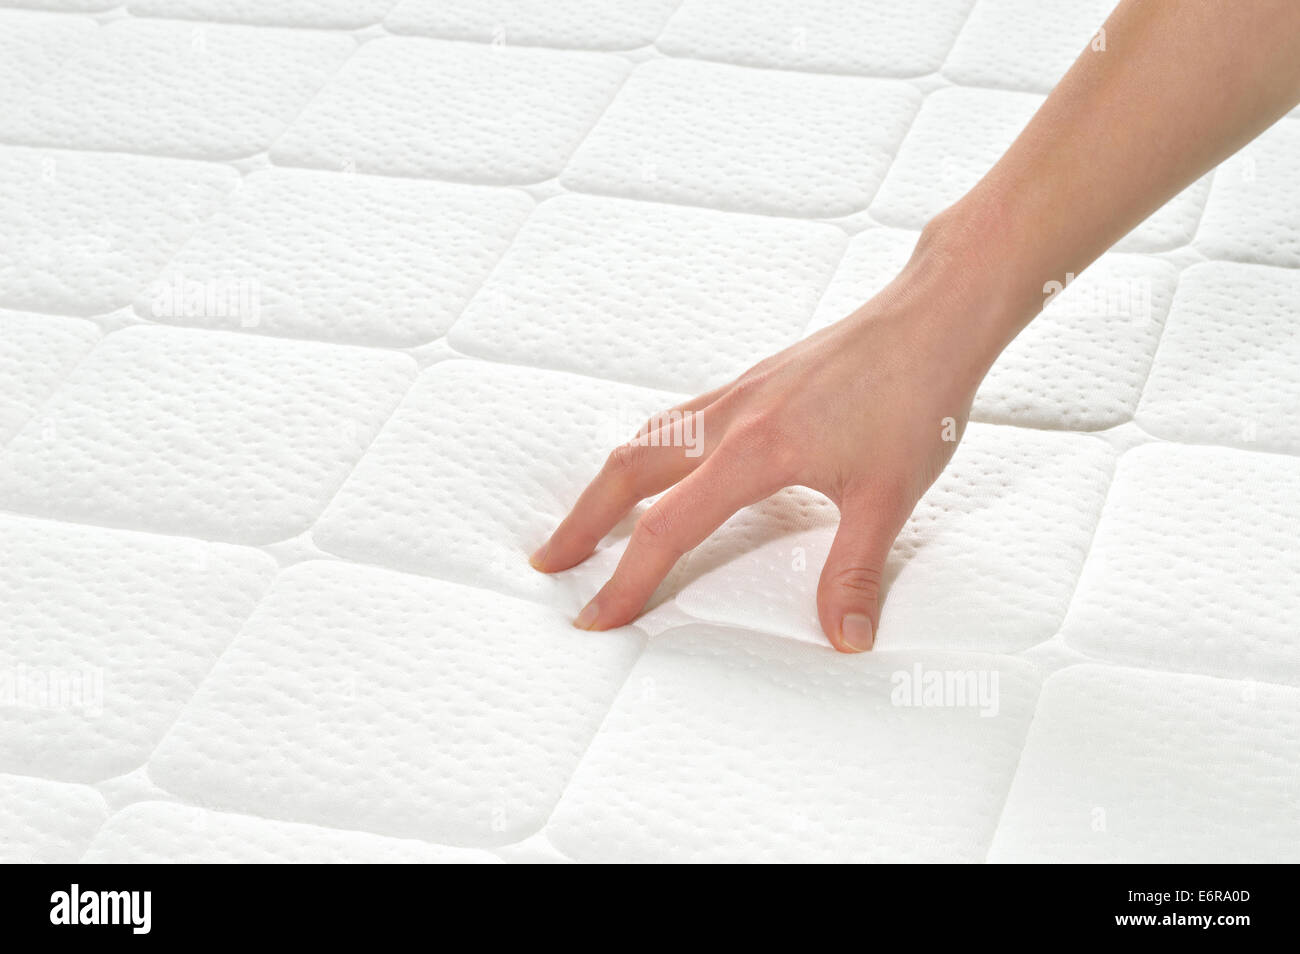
xmin=840 ymin=613 xmax=874 ymax=652
xmin=529 ymin=543 xmax=549 ymax=571
xmin=574 ymin=599 xmax=600 ymax=631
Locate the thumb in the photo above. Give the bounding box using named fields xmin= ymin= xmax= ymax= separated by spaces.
xmin=817 ymin=493 xmax=905 ymax=653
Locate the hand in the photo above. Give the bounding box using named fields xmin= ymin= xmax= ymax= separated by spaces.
xmin=530 ymin=0 xmax=1300 ymax=652
xmin=530 ymin=222 xmax=1006 ymax=652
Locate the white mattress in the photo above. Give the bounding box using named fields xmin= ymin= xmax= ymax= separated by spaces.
xmin=1 ymin=0 xmax=1297 ymax=864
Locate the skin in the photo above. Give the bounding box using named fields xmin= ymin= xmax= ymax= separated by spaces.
xmin=532 ymin=0 xmax=1300 ymax=652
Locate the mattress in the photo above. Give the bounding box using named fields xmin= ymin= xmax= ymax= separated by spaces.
xmin=1 ymin=0 xmax=1297 ymax=865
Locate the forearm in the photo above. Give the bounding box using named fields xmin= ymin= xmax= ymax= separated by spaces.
xmin=915 ymin=0 xmax=1300 ymax=367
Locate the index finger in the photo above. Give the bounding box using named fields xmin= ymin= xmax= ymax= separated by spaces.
xmin=574 ymin=446 xmax=781 ymax=631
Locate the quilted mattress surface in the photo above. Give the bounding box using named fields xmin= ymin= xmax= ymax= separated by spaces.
xmin=1 ymin=0 xmax=1298 ymax=864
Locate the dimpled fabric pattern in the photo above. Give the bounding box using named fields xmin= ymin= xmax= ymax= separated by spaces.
xmin=0 ymin=0 xmax=1297 ymax=865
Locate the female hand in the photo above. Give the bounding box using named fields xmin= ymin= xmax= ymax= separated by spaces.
xmin=531 ymin=0 xmax=1300 ymax=650
xmin=530 ymin=221 xmax=1005 ymax=652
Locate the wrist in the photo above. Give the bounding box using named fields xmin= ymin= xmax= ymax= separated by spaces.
xmin=905 ymin=195 xmax=1049 ymax=371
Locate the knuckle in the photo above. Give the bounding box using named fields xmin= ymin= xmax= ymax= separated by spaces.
xmin=731 ymin=412 xmax=777 ymax=446
xmin=829 ymin=564 xmax=883 ymax=602
xmin=728 ymin=413 xmax=796 ymax=472
xmin=635 ymin=504 xmax=678 ymax=551
xmin=723 ymin=368 xmax=768 ymax=404
xmin=765 ymin=434 xmax=802 ymax=481
xmin=603 ymin=442 xmax=642 ymax=480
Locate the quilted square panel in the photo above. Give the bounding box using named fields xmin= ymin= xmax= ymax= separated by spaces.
xmin=0 ymin=326 xmax=415 ymax=543
xmin=449 ymin=193 xmax=846 ymax=392
xmin=272 ymin=37 xmax=629 ymax=182
xmin=128 ymin=0 xmax=399 ymax=29
xmin=970 ymin=253 xmax=1178 ymax=430
xmin=0 ymin=19 xmax=355 ymax=159
xmin=83 ymin=802 xmax=500 ymax=863
xmin=0 ymin=146 xmax=237 ymax=315
xmin=0 ymin=514 xmax=274 ymax=782
xmin=0 ymin=774 xmax=108 ymax=864
xmin=806 ymin=227 xmax=919 ymax=331
xmin=137 ymin=168 xmax=534 ymax=346
xmin=809 ymin=234 xmax=1179 ymax=430
xmin=149 ymin=561 xmax=642 ymax=847
xmin=871 ymin=86 xmax=1212 ymax=252
xmin=989 ymin=666 xmax=1300 ymax=862
xmin=0 ymin=9 xmax=97 ymax=99
xmin=0 ymin=311 xmax=98 ymax=442
xmin=657 ymin=0 xmax=976 ymax=75
xmin=0 ymin=0 xmax=116 ymax=9
xmin=1138 ymin=262 xmax=1300 ymax=454
xmin=1195 ymin=118 xmax=1300 ymax=268
xmin=551 ymin=625 xmax=1040 ymax=862
xmin=315 ymin=359 xmax=685 ymax=614
xmin=562 ymin=58 xmax=921 ymax=216
xmin=386 ymin=0 xmax=680 ymax=50
xmin=944 ymin=0 xmax=1117 ymax=93
xmin=1060 ymin=443 xmax=1300 ymax=686
xmin=672 ymin=424 xmax=1115 ymax=652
